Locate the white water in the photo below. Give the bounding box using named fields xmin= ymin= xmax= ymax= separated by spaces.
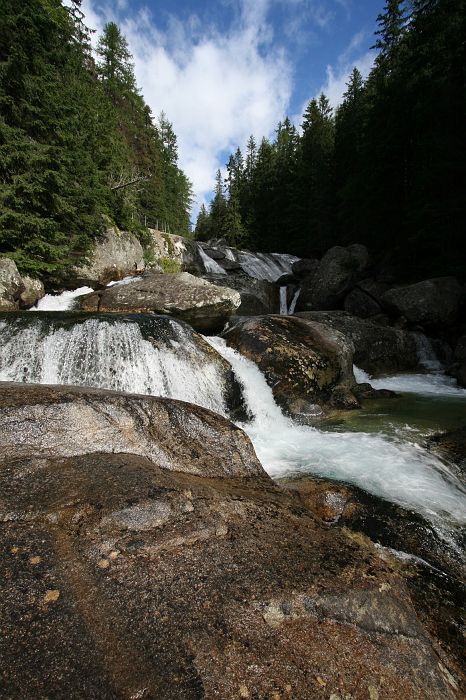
xmin=198 ymin=246 xmax=227 ymax=275
xmin=0 ymin=317 xmax=228 ymax=416
xmin=288 ymin=288 xmax=301 ymax=314
xmin=238 ymin=251 xmax=298 ymax=282
xmin=279 ymin=287 xmax=288 ymax=315
xmin=208 ymin=337 xmax=466 ymax=527
xmin=32 ymin=286 xmax=94 ymax=311
xmin=106 ymin=275 xmax=141 ymax=287
xmin=354 ymin=365 xmax=466 ymax=397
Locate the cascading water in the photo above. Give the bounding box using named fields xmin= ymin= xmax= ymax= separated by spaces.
xmin=288 ymin=288 xmax=301 ymax=314
xmin=413 ymin=332 xmax=444 ymax=372
xmin=207 ymin=337 xmax=466 ymax=530
xmin=197 ymin=246 xmax=227 ymax=275
xmin=0 ymin=314 xmax=229 ymax=416
xmin=32 ymin=286 xmax=94 ymax=311
xmin=238 ymin=252 xmax=299 ymax=282
xmin=279 ymin=287 xmax=288 ymax=315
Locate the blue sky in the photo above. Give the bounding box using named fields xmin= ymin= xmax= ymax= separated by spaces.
xmin=81 ymin=0 xmax=385 ymax=220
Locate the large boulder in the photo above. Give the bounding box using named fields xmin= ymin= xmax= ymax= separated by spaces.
xmin=297 ymin=244 xmax=370 ymax=311
xmin=148 ymin=229 xmax=203 ymax=274
xmin=223 ymin=315 xmax=359 ymax=419
xmin=0 ymin=257 xmax=24 ymax=309
xmin=0 ymin=383 xmax=261 ymax=479
xmin=71 ymin=227 xmax=145 ymax=287
xmin=295 ymin=311 xmax=418 ymax=376
xmin=19 ymin=276 xmax=45 ymax=308
xmin=343 ymin=279 xmax=387 ymax=319
xmin=0 ymin=385 xmax=461 ymax=699
xmin=382 ymin=277 xmax=463 ymax=327
xmin=204 ymin=272 xmax=279 ymax=315
xmin=80 ymin=272 xmax=241 ymax=332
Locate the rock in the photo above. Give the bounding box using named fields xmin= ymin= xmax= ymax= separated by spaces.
xmin=217 ymin=258 xmax=242 ymax=271
xmin=291 ymin=258 xmax=319 ymax=279
xmin=148 ymin=229 xmax=203 ymax=274
xmin=79 ymin=272 xmax=241 ymax=332
xmin=353 ymin=382 xmax=398 ymax=400
xmin=0 ymin=387 xmax=461 ymax=698
xmin=0 ymin=383 xmax=262 ymax=479
xmin=382 ymin=277 xmax=463 ymax=327
xmin=344 ymin=286 xmax=382 ymax=318
xmin=71 ymin=227 xmax=145 ymax=287
xmin=276 ymin=273 xmax=298 ymax=286
xmin=0 ymin=257 xmax=24 ymax=306
xmin=19 ymin=276 xmax=45 ymax=308
xmin=201 ymin=246 xmax=225 ymax=260
xmin=203 ymin=272 xmax=278 ymax=315
xmin=448 ymin=335 xmax=466 ymax=387
xmin=223 ymin=315 xmax=359 ymax=419
xmin=427 ymin=427 xmax=466 ymax=475
xmin=283 ymin=476 xmax=466 ymax=675
xmin=297 ymin=244 xmax=370 ymax=311
xmin=295 ymin=311 xmax=418 ymax=376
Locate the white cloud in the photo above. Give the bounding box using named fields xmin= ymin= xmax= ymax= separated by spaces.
xmin=317 ymin=49 xmax=373 ymax=108
xmin=82 ymin=0 xmax=294 ymax=217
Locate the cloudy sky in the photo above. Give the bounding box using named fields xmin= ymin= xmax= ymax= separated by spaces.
xmin=81 ymin=0 xmax=384 ymax=221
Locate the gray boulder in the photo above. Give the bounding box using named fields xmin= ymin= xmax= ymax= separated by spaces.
xmin=223 ymin=315 xmax=359 ymax=420
xmin=148 ymin=229 xmax=204 ymax=274
xmin=0 ymin=257 xmax=24 ymax=308
xmin=80 ymin=272 xmax=241 ymax=332
xmin=295 ymin=311 xmax=418 ymax=376
xmin=71 ymin=227 xmax=145 ymax=286
xmin=204 ymin=272 xmax=278 ymax=315
xmin=344 ymin=278 xmax=388 ymax=318
xmin=298 ymin=244 xmax=370 ymax=311
xmin=448 ymin=334 xmax=466 ymax=387
xmin=19 ymin=276 xmax=45 ymax=308
xmin=291 ymin=257 xmax=319 ymax=279
xmin=382 ymin=277 xmax=463 ymax=327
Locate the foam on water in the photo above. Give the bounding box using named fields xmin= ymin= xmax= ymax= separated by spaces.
xmin=32 ymin=286 xmax=94 ymax=311
xmin=198 ymin=246 xmax=227 ymax=275
xmin=0 ymin=316 xmax=228 ymax=416
xmin=208 ymin=337 xmax=466 ymax=527
xmin=354 ymin=365 xmax=466 ymax=397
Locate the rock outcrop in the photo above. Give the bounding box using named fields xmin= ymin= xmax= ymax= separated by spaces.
xmin=71 ymin=227 xmax=145 ymax=287
xmin=19 ymin=275 xmax=45 ymax=308
xmin=80 ymin=272 xmax=241 ymax=332
xmin=148 ymin=229 xmax=203 ymax=274
xmin=382 ymin=277 xmax=463 ymax=327
xmin=204 ymin=272 xmax=279 ymax=315
xmin=296 ymin=311 xmax=418 ymax=375
xmin=0 ymin=383 xmax=462 ymax=699
xmin=297 ymin=244 xmax=370 ymax=311
xmin=448 ymin=334 xmax=466 ymax=388
xmin=223 ymin=315 xmax=359 ymax=419
xmin=0 ymin=257 xmax=44 ymax=310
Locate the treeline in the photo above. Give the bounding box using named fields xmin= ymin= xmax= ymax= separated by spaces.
xmin=196 ymin=0 xmax=466 ymax=280
xmin=0 ymin=0 xmax=192 ymax=277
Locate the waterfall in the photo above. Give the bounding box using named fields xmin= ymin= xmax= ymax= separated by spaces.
xmin=279 ymin=287 xmax=288 ymax=315
xmin=0 ymin=314 xmax=228 ymax=416
xmin=32 ymin=286 xmax=94 ymax=311
xmin=238 ymin=251 xmax=299 ymax=282
xmin=198 ymin=246 xmax=227 ymax=275
xmin=414 ymin=332 xmax=443 ymax=372
xmin=207 ymin=337 xmax=466 ymax=528
xmin=288 ymin=288 xmax=301 ymax=314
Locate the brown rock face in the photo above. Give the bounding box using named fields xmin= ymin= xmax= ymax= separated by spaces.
xmin=1 ymin=446 xmax=462 ymax=699
xmin=80 ymin=272 xmax=241 ymax=332
xmin=223 ymin=315 xmax=359 ymax=419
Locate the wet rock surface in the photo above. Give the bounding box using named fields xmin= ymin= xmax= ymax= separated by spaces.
xmin=223 ymin=315 xmax=359 ymax=418
xmin=1 ymin=442 xmax=463 ymax=699
xmin=204 ymin=271 xmax=279 ymax=315
xmin=283 ymin=476 xmax=466 ymax=678
xmin=427 ymin=427 xmax=466 ymax=474
xmin=79 ymin=272 xmax=241 ymax=332
xmin=18 ymin=275 xmax=45 ymax=308
xmin=0 ymin=383 xmax=262 ymax=479
xmin=295 ymin=311 xmax=418 ymax=375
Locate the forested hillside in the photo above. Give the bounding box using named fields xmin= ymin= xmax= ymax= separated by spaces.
xmin=0 ymin=0 xmax=192 ymax=277
xmin=196 ymin=0 xmax=466 ymax=281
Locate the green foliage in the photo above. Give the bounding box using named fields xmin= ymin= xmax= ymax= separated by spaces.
xmin=158 ymin=256 xmax=181 ymax=273
xmin=0 ymin=1 xmax=192 ymax=278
